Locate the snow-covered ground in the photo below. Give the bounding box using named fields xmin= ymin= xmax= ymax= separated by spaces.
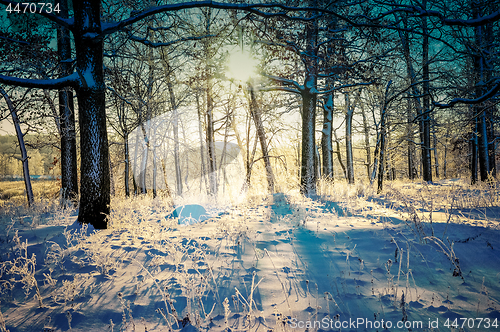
xmin=1 ymin=179 xmax=499 ymax=332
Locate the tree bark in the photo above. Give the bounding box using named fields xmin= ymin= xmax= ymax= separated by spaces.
xmin=74 ymin=0 xmax=110 ymax=229
xmin=421 ymin=0 xmax=433 ymax=182
xmin=433 ymin=131 xmax=439 ymax=178
xmin=301 ymin=89 xmax=317 ymax=196
xmin=333 ymin=128 xmax=347 ymax=179
xmin=124 ymin=131 xmax=130 ymax=197
xmin=196 ymin=90 xmax=208 ymax=192
xmin=471 ymin=116 xmax=479 ymax=184
xmin=345 ymin=92 xmax=356 ymax=184
xmin=321 ymin=93 xmax=334 ymax=179
xmin=163 ymin=53 xmax=183 ymax=195
xmin=377 ymin=91 xmax=389 ymax=193
xmin=397 ymin=14 xmax=419 ymax=180
xmin=57 ymin=0 xmax=78 ymax=204
xmin=249 ymin=83 xmax=274 ymax=193
xmin=0 ymin=87 xmax=34 ymax=206
xmin=360 ymin=99 xmax=371 ymax=180
xmin=300 ymin=2 xmax=319 ymax=197
xmin=472 ymin=0 xmax=495 ymax=182
xmin=204 ymin=10 xmax=217 ymax=196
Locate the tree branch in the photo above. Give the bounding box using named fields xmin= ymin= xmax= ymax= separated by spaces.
xmin=101 ymin=1 xmax=333 ymax=36
xmin=434 ymin=80 xmax=500 ymax=108
xmin=127 ymin=31 xmax=216 ymax=48
xmin=0 ymin=73 xmax=79 ymax=89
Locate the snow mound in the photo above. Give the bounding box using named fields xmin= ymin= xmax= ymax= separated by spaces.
xmin=166 ymin=204 xmax=210 ymax=225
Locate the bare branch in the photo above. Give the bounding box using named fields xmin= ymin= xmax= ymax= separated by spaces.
xmin=0 ymin=73 xmax=79 ymax=89
xmin=434 ymin=81 xmax=500 ymax=108
xmin=127 ymin=31 xmax=216 ymax=48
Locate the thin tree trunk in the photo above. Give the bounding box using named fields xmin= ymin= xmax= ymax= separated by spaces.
xmin=377 ymin=92 xmax=389 ymax=193
xmin=321 ymin=93 xmax=334 ymax=179
xmin=124 ymin=131 xmax=130 ymax=197
xmin=333 ymin=128 xmax=347 ymax=178
xmin=397 ymin=13 xmax=420 ymax=180
xmin=196 ymin=90 xmax=208 ymax=193
xmin=433 ymin=131 xmax=440 ymax=178
xmin=206 ymin=86 xmax=217 ymax=195
xmin=345 ymin=93 xmax=355 ymax=184
xmin=472 ymin=1 xmax=492 ymax=182
xmin=152 ymin=138 xmax=157 ymax=198
xmin=133 ymin=128 xmax=140 ymax=194
xmin=164 ymin=58 xmax=183 ymax=195
xmin=57 ymin=0 xmax=78 ymax=204
xmin=443 ymin=129 xmax=448 ymax=179
xmin=0 ymin=87 xmax=34 ymax=206
xmin=407 ymin=97 xmax=418 ymax=179
xmin=219 ymin=109 xmax=230 ymax=194
xmin=160 ymin=159 xmax=172 ymax=198
xmin=360 ymin=99 xmax=371 ymax=180
xmin=139 ymin=122 xmax=150 ymax=194
xmin=249 ymin=83 xmax=274 ymax=193
xmin=377 ymin=122 xmax=386 ymax=193
xmin=204 ymin=9 xmax=217 ymax=196
xmin=471 ymin=119 xmax=478 ymax=184
xmin=421 ymin=0 xmax=433 ymax=182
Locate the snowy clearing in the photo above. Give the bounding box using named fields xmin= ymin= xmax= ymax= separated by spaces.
xmin=1 ymin=179 xmax=500 ymax=332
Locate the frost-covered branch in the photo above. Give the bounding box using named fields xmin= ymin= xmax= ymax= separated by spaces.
xmin=258 ymin=86 xmax=301 ymax=94
xmin=101 ymin=1 xmax=338 ymax=36
xmin=0 ymin=73 xmax=79 ymax=89
xmin=376 ymin=4 xmax=500 ymax=27
xmin=321 ymin=81 xmax=374 ymax=95
xmin=262 ymin=74 xmax=303 ymax=92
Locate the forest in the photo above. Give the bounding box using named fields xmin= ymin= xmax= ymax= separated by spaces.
xmin=0 ymin=0 xmax=498 ymax=228
xmin=0 ymin=0 xmax=499 ymax=331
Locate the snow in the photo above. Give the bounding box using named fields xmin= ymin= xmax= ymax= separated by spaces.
xmin=1 ymin=180 xmax=500 ymax=331
xmin=166 ymin=205 xmax=210 ymax=226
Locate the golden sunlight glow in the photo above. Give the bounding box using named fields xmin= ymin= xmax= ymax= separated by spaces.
xmin=227 ymin=50 xmax=258 ymax=82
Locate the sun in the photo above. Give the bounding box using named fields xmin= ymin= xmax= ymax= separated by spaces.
xmin=227 ymin=50 xmax=258 ymax=82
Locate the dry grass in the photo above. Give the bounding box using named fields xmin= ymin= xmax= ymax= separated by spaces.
xmin=0 ymin=180 xmax=60 ymax=205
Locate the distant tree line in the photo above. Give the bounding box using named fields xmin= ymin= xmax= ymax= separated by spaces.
xmin=0 ymin=0 xmax=498 ymax=228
